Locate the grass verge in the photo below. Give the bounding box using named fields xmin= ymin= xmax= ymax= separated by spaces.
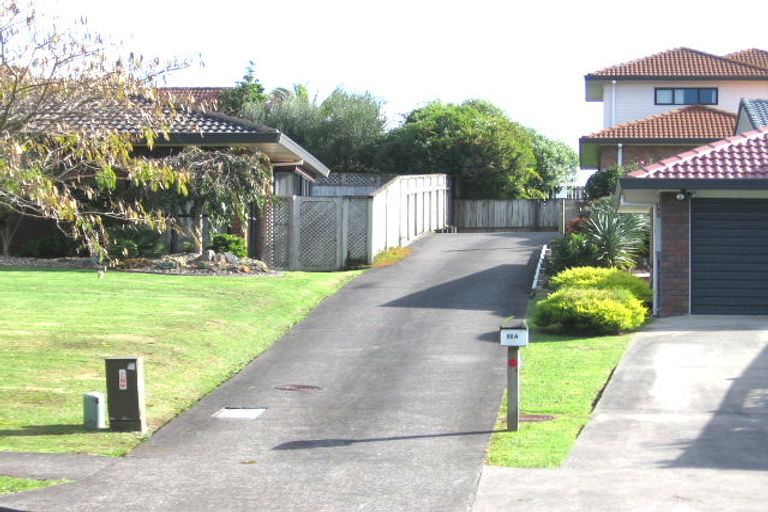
xmin=0 ymin=268 xmax=362 ymax=456
xmin=485 ymin=326 xmax=632 ymax=467
xmin=0 ymin=476 xmax=68 ymax=495
xmin=372 ymin=246 xmax=411 ymax=267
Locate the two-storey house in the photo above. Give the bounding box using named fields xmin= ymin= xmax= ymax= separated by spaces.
xmin=580 ymin=48 xmax=768 ymax=170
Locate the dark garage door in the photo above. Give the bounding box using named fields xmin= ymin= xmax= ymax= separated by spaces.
xmin=691 ymin=198 xmax=768 ymax=314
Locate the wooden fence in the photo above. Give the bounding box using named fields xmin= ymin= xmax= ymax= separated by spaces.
xmin=454 ymin=199 xmax=582 ymax=233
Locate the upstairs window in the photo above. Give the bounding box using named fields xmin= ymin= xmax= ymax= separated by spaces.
xmin=655 ymin=88 xmax=718 ymax=105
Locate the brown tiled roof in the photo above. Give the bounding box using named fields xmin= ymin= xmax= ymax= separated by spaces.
xmin=723 ymin=49 xmax=768 ymax=71
xmin=627 ymin=127 xmax=768 ymax=180
xmin=581 ymin=106 xmax=736 ymax=141
xmin=158 ymin=87 xmax=227 ymax=109
xmin=32 ymin=96 xmax=276 ymax=137
xmin=586 ymin=48 xmax=768 ymax=79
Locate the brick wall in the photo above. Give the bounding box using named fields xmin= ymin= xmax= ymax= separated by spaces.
xmin=658 ymin=192 xmax=689 ymax=317
xmin=599 ymin=145 xmax=694 ymax=170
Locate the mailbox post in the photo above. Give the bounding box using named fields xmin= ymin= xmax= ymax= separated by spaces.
xmin=105 ymin=357 xmax=147 ymax=433
xmin=499 ymin=318 xmax=528 ymax=431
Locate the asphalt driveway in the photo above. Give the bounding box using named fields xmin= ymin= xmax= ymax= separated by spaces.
xmin=0 ymin=231 xmax=553 ymax=512
xmin=473 ymin=315 xmax=768 ymax=511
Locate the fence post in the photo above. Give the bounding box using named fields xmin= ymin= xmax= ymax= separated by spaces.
xmin=289 ymin=196 xmax=300 ymax=270
xmin=339 ymin=197 xmax=348 ymax=270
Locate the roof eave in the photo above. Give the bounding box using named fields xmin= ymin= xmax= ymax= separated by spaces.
xmin=585 ymin=74 xmax=768 ymax=81
xmin=619 ymin=177 xmax=768 ymax=190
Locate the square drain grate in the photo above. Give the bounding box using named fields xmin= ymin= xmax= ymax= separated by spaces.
xmin=213 ymin=407 xmax=267 ymax=419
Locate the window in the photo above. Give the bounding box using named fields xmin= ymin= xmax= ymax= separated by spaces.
xmin=655 ymin=88 xmax=718 ymax=105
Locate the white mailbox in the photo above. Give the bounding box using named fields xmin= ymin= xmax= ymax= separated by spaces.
xmin=499 ymin=319 xmax=528 ymax=347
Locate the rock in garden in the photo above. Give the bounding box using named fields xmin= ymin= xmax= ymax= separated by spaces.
xmin=223 ymin=252 xmax=240 ymax=264
xmin=195 ymin=249 xmax=215 ymax=262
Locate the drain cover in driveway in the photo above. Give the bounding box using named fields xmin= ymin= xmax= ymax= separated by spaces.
xmin=273 ymin=384 xmax=323 ymax=392
xmin=214 ymin=407 xmax=267 ymax=419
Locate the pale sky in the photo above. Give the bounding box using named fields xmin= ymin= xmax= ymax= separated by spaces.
xmin=37 ymin=0 xmax=768 ymax=154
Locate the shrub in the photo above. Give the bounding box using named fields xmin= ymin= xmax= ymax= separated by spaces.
xmin=584 ymin=163 xmax=639 ymax=201
xmin=546 ymin=233 xmax=600 ymax=275
xmin=580 ymin=200 xmax=648 ymax=269
xmin=210 ymin=233 xmax=246 ymax=258
xmin=550 ymin=266 xmax=652 ymax=303
xmin=109 ymin=239 xmax=140 ymax=259
xmin=534 ymin=287 xmax=647 ymax=335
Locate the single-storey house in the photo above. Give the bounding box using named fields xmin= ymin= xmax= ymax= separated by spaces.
xmin=617 ymin=126 xmax=768 ymax=316
xmin=10 ymin=96 xmax=331 ymax=257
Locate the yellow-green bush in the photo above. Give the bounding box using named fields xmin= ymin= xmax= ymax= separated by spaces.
xmin=549 ymin=266 xmax=651 ymax=303
xmin=534 ymin=287 xmax=647 ymax=335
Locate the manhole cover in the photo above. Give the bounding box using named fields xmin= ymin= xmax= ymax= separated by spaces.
xmin=273 ymin=384 xmax=323 ymax=392
xmin=213 ymin=407 xmax=267 ymax=419
xmin=520 ymin=414 xmax=555 ymax=423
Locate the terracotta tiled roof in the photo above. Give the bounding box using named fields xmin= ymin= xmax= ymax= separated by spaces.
xmin=581 ymin=106 xmax=736 ymax=141
xmin=723 ymin=49 xmax=768 ymax=71
xmin=158 ymin=87 xmax=227 ymax=108
xmin=586 ymin=48 xmax=768 ymax=79
xmin=627 ymin=127 xmax=768 ymax=180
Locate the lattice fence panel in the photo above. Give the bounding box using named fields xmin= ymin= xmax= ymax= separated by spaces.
xmin=347 ymin=199 xmax=369 ymax=263
xmin=267 ymin=198 xmax=290 ymax=269
xmin=299 ymin=200 xmax=338 ymax=270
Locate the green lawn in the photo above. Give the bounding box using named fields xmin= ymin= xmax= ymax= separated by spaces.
xmin=0 ymin=476 xmax=68 ymax=495
xmin=0 ymin=268 xmax=362 ymax=456
xmin=486 ymin=327 xmax=632 ymax=467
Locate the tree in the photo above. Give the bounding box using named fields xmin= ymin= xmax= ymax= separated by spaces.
xmin=0 ymin=1 xmax=188 ymax=258
xmin=584 ymin=163 xmax=640 ymax=200
xmin=217 ymin=62 xmax=267 ymax=116
xmin=242 ymin=84 xmax=386 ymax=173
xmin=526 ymin=129 xmax=578 ymax=198
xmin=165 ymin=147 xmax=271 ymax=253
xmin=242 ymin=84 xmax=321 ymax=151
xmin=377 ymin=100 xmax=539 ymax=199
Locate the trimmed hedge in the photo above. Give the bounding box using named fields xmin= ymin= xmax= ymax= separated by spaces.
xmin=534 ymin=287 xmax=647 ymax=335
xmin=549 ymin=266 xmax=651 ymax=303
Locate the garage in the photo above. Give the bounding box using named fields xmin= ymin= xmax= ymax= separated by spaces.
xmin=617 ymin=127 xmax=768 ymax=317
xmin=691 ymin=198 xmax=768 ymax=315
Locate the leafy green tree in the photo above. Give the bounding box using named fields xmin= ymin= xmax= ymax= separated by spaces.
xmin=526 ymin=129 xmax=578 ymax=197
xmin=243 ymin=84 xmax=322 ymax=151
xmin=584 ymin=163 xmax=640 ymax=200
xmin=242 ymin=85 xmax=385 ymax=173
xmin=316 ymin=88 xmax=386 ymax=173
xmin=0 ymin=1 xmax=188 ymax=258
xmin=166 ymin=147 xmax=271 ymax=253
xmin=218 ymin=63 xmax=268 ymax=116
xmin=377 ymin=100 xmax=539 ymax=199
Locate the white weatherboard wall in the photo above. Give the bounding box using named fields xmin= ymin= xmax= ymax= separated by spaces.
xmin=370 ymin=174 xmax=450 ymax=259
xmin=601 ymin=80 xmax=768 ymax=128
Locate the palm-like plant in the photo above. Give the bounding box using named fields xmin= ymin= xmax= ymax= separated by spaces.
xmin=581 ymin=200 xmax=648 ymax=269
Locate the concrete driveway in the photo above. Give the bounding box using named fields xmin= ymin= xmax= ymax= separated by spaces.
xmin=473 ymin=315 xmax=768 ymax=511
xmin=0 ymin=232 xmax=553 ymax=512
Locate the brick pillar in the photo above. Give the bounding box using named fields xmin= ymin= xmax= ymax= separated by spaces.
xmin=658 ymin=192 xmax=690 ymax=317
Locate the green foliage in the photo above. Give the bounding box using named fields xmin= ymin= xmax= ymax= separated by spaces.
xmin=243 ymin=85 xmax=386 ymax=173
xmin=584 ymin=163 xmax=639 ymax=200
xmin=210 ymin=233 xmax=246 ymax=258
xmin=20 ymin=230 xmax=77 ymax=258
xmin=106 ymin=224 xmax=166 ymax=257
xmin=377 ymin=100 xmax=539 ymax=199
xmin=218 ymin=63 xmax=268 ymax=115
xmin=109 ymin=238 xmax=139 ymax=258
xmin=534 ymin=287 xmax=647 ymax=335
xmin=546 ymin=233 xmax=600 ymax=274
xmin=526 ymin=129 xmax=578 ymax=197
xmin=549 ymin=267 xmax=652 ymax=303
xmin=581 ymin=200 xmax=649 ymax=269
